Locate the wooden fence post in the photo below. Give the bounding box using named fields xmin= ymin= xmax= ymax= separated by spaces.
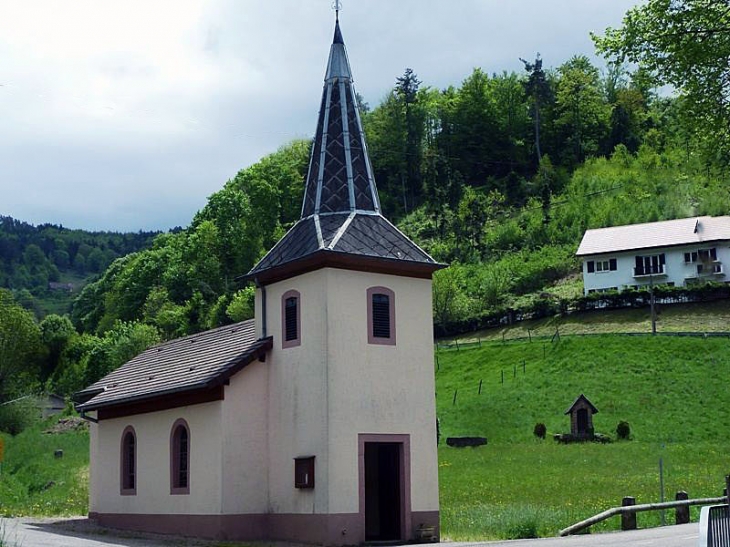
xmin=675 ymin=491 xmax=689 ymax=524
xmin=621 ymin=496 xmax=637 ymax=531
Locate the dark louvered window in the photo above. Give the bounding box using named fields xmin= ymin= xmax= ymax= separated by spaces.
xmin=285 ymin=297 xmax=298 ymax=341
xmin=367 ymin=287 xmax=395 ymax=345
xmin=372 ymin=294 xmax=390 ymax=339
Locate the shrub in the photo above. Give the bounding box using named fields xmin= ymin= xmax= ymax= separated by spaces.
xmin=506 ymin=519 xmax=538 ymax=539
xmin=616 ymin=420 xmax=631 ymax=440
xmin=533 ymin=423 xmax=547 ymax=439
xmin=0 ymin=396 xmax=40 ymax=435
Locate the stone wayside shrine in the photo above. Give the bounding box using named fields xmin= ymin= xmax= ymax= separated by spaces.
xmin=565 ymin=394 xmax=598 ymax=440
xmin=74 ymin=9 xmax=444 ymax=546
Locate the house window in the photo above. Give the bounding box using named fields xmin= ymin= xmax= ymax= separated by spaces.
xmin=120 ymin=426 xmax=136 ymax=495
xmin=281 ymin=290 xmax=301 ymax=349
xmin=170 ymin=419 xmax=190 ymax=495
xmin=367 ymin=287 xmax=395 ymax=345
xmin=634 ymin=254 xmax=665 ymax=276
xmin=685 ymin=248 xmax=717 ymax=263
xmin=595 ymin=258 xmax=617 ymax=272
xmin=586 ymin=259 xmax=616 ymax=273
xmin=294 ymin=456 xmax=315 ymax=489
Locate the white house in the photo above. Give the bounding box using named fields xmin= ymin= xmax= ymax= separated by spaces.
xmin=74 ymin=16 xmax=443 ymax=545
xmin=576 ymin=216 xmax=730 ymax=295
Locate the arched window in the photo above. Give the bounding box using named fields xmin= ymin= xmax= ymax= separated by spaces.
xmin=170 ymin=419 xmax=190 ymax=495
xmin=120 ymin=426 xmax=136 ymax=495
xmin=367 ymin=287 xmax=396 ymax=345
xmin=281 ymin=290 xmax=301 ymax=348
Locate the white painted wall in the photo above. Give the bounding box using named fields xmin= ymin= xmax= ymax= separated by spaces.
xmin=325 ymin=269 xmax=439 ymax=515
xmin=582 ymin=243 xmax=730 ymax=294
xmin=92 ymin=402 xmax=223 ymax=515
xmin=257 ymin=270 xmax=330 ymax=515
xmin=255 ymin=267 xmax=439 ymax=518
xmin=220 ymin=360 xmax=270 ymax=514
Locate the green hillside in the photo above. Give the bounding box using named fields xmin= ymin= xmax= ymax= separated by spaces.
xmin=436 ymin=334 xmax=730 ymax=539
xmin=0 ymin=416 xmax=89 ymax=517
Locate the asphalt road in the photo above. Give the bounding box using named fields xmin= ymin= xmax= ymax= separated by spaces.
xmin=1 ymin=518 xmax=699 ymax=547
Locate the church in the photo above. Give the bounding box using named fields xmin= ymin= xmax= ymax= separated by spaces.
xmin=75 ymin=13 xmax=443 ymax=545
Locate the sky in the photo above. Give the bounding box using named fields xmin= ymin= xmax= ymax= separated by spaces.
xmin=0 ymin=0 xmax=640 ymax=232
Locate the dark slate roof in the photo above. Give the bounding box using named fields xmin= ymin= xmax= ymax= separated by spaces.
xmin=247 ymin=20 xmax=442 ymax=282
xmin=74 ymin=320 xmax=272 ymax=411
xmin=564 ymin=394 xmax=599 ymax=415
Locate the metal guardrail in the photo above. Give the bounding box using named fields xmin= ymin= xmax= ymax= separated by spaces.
xmin=559 ymin=496 xmax=727 ymax=537
xmin=699 ymin=505 xmax=730 ymax=547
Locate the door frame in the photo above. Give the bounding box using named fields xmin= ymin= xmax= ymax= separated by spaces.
xmin=358 ymin=433 xmax=411 ymax=542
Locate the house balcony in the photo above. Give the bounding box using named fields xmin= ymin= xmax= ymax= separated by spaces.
xmin=633 ymin=265 xmax=667 ymax=278
xmin=686 ymin=262 xmax=725 ymax=280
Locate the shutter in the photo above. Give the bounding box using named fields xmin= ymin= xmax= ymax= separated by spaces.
xmin=586 ymin=261 xmax=595 ymax=273
xmin=372 ymin=294 xmax=391 ymax=338
xmin=609 ymin=258 xmax=617 ymax=271
xmin=711 ymin=247 xmax=717 ymax=260
xmin=285 ymin=297 xmax=298 ymax=341
xmin=659 ymin=253 xmax=666 ymax=265
xmin=684 ymin=252 xmax=690 ymax=263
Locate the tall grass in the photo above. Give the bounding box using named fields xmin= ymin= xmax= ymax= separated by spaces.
xmin=0 ymin=418 xmax=89 ymax=517
xmin=436 ymin=334 xmax=730 ymax=539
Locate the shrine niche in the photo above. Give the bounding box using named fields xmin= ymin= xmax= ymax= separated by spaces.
xmin=565 ymin=394 xmax=598 ymax=439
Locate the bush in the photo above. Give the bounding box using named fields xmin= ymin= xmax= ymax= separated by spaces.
xmin=506 ymin=519 xmax=538 ymax=539
xmin=533 ymin=423 xmax=547 ymax=439
xmin=616 ymin=420 xmax=631 ymax=440
xmin=0 ymin=396 xmax=40 ymax=435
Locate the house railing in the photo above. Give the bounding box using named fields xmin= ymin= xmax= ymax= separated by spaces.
xmin=633 ymin=264 xmax=667 ymax=277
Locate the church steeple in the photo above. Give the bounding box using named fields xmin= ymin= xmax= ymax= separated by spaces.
xmin=246 ymin=17 xmax=442 ymax=284
xmin=301 ymin=18 xmax=379 ymax=217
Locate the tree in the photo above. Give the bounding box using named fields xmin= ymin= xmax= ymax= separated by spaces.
xmin=40 ymin=314 xmax=76 ymax=380
xmin=555 ymin=56 xmax=610 ymax=165
xmin=593 ymin=0 xmax=730 ymax=162
xmin=0 ymin=290 xmax=43 ymax=399
xmin=395 ymin=68 xmax=425 ymax=213
xmin=521 ymin=54 xmax=553 ymax=163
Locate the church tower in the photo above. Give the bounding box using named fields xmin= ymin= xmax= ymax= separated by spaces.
xmin=247 ymin=14 xmax=443 ymax=545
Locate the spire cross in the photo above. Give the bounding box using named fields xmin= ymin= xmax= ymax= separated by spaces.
xmin=332 ymin=0 xmax=342 ymax=20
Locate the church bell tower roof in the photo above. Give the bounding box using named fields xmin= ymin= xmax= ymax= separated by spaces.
xmin=246 ymin=17 xmax=442 ymax=284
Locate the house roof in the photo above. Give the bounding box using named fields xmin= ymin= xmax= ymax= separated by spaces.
xmin=246 ymin=19 xmax=442 ymax=283
xmin=576 ymin=216 xmax=730 ymax=257
xmin=564 ymin=394 xmax=598 ymax=415
xmin=74 ymin=320 xmax=272 ymax=412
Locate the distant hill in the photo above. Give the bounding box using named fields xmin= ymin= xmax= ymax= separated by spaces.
xmin=0 ymin=216 xmax=160 ymax=317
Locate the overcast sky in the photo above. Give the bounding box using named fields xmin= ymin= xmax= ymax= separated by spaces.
xmin=0 ymin=0 xmax=640 ymax=232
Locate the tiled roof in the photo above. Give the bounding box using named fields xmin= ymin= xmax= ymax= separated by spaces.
xmin=576 ymin=216 xmax=730 ymax=256
xmin=247 ymin=20 xmax=441 ymax=281
xmin=75 ymin=320 xmax=272 ymax=411
xmin=250 ymin=213 xmax=435 ymax=275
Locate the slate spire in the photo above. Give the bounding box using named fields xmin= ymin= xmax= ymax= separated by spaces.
xmin=246 ymin=18 xmax=442 ymax=284
xmin=301 ymin=19 xmax=379 ymax=217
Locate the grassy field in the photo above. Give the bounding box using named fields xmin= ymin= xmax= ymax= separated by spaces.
xmin=444 ymin=300 xmax=730 ymax=343
xmin=0 ymin=418 xmax=88 ymax=517
xmin=436 ymin=334 xmax=730 ymax=539
xmin=1 ymin=329 xmax=729 ymax=541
